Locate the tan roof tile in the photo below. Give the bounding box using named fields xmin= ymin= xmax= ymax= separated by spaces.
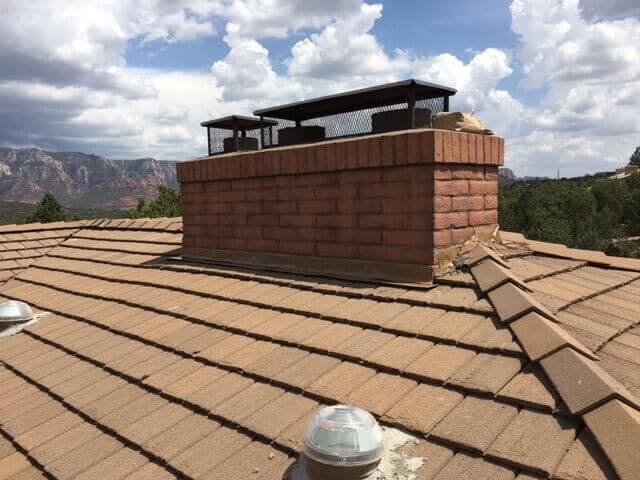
xmin=394 ymin=439 xmax=453 ymax=480
xmin=433 ymin=453 xmax=515 ymax=480
xmin=511 ymin=312 xmax=596 ymax=361
xmin=430 ymin=396 xmax=518 ymax=452
xmin=488 ymin=282 xmax=556 ymax=323
xmin=120 ymin=402 xmax=191 ymax=445
xmin=349 ymin=301 xmax=411 ymax=328
xmin=163 ymin=365 xmax=227 ymax=398
xmin=496 ymin=363 xmax=558 ymax=410
xmin=14 ymin=411 xmax=82 ymax=451
xmin=83 ymin=384 xmax=147 ymax=421
xmin=486 ymin=409 xmax=577 ymax=476
xmin=422 ymin=311 xmax=486 ymax=342
xmin=345 ymin=372 xmax=417 ymax=416
xmin=334 ymin=329 xmax=396 ymax=360
xmin=200 ymin=441 xmax=291 ymax=480
xmin=213 ymin=382 xmax=284 ymax=424
xmin=306 ymin=361 xmax=376 ymax=402
xmin=383 ymin=384 xmax=463 ymax=433
xmin=598 ymin=350 xmax=640 ymax=399
xmin=187 ymin=372 xmax=254 ymax=411
xmin=246 ymin=346 xmax=308 ymax=379
xmin=540 ymin=347 xmax=639 ymax=415
xmin=404 ymin=344 xmax=476 ymax=382
xmin=304 ymin=322 xmax=362 ymax=351
xmin=0 ymin=451 xmax=31 ymax=479
xmin=244 ymin=392 xmax=318 ymax=439
xmin=48 ymin=434 xmax=123 ymax=480
xmin=366 ymin=336 xmax=434 ymax=371
xmin=275 ymin=404 xmax=325 ymax=452
xmin=275 ymin=353 xmax=340 ymax=389
xmin=30 ymin=421 xmax=101 ymax=465
xmin=2 ymin=399 xmax=67 ymax=437
xmin=144 ymin=415 xmax=218 ymax=462
xmin=170 ymin=426 xmax=251 ymax=478
xmin=72 ymin=447 xmax=148 ymax=480
xmin=124 ymin=463 xmax=176 ymax=480
xmin=100 ymin=394 xmax=167 ymax=432
xmin=553 ymin=430 xmax=617 ymax=480
xmin=583 ymin=399 xmax=640 ymax=480
xmin=471 ymin=259 xmax=529 ymax=294
xmin=385 ymin=305 xmax=447 ymax=335
xmin=447 ymin=353 xmax=524 ymax=394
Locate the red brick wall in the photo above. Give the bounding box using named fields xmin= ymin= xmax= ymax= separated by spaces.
xmin=178 ymin=129 xmax=503 ymax=271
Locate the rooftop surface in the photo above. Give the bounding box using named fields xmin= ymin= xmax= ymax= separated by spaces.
xmin=0 ymin=218 xmax=638 ymax=479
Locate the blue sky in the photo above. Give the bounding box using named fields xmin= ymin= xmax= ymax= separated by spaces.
xmin=1 ymin=1 xmax=639 ymax=177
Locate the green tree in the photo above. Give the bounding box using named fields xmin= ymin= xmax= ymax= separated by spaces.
xmin=24 ymin=191 xmax=66 ymax=224
xmin=630 ymin=145 xmax=640 ymax=167
xmin=126 ymin=185 xmax=182 ymax=219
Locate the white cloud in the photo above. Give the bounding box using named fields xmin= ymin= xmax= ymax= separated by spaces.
xmin=507 ymin=0 xmax=640 ymax=176
xmin=0 ymin=0 xmax=639 ymax=181
xmin=579 ymin=0 xmax=640 ymax=19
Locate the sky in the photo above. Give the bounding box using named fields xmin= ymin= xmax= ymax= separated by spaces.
xmin=0 ymin=0 xmax=639 ymax=177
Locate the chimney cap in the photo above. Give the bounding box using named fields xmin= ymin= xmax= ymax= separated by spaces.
xmin=303 ymin=404 xmax=384 ymax=467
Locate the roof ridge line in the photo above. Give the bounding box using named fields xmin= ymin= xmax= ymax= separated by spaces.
xmin=467 ymin=244 xmax=640 ymax=480
xmin=500 ymin=231 xmax=640 ymax=274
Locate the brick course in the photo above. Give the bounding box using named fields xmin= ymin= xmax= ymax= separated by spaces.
xmin=179 ymin=129 xmax=503 ymax=278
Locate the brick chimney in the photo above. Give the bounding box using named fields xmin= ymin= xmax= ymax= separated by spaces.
xmin=177 ymin=129 xmax=503 ymax=282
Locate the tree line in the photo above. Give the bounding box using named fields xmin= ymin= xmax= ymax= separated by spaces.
xmin=499 ymin=172 xmax=640 ymax=258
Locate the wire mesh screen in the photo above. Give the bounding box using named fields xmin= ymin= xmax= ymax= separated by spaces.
xmin=262 ymin=97 xmax=446 ymax=147
xmin=207 ymin=127 xmax=262 ymax=155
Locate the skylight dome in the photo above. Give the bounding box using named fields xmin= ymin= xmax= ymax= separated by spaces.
xmin=0 ymin=300 xmax=33 ymax=323
xmin=303 ymin=404 xmax=384 ymax=469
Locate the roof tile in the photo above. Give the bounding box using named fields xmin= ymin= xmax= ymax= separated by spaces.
xmin=334 ymin=329 xmax=396 ymax=360
xmin=170 ymin=426 xmax=251 ymax=478
xmin=553 ymin=430 xmax=617 ymax=480
xmin=496 ymin=363 xmax=558 ymax=410
xmin=583 ymin=399 xmax=640 ymax=480
xmin=385 ymin=305 xmax=447 ymax=336
xmin=430 ymin=396 xmax=518 ymax=452
xmin=47 ymin=434 xmax=122 ymax=480
xmin=447 ymin=353 xmax=524 ymax=394
xmin=213 ymin=382 xmax=284 ymax=424
xmin=433 ymin=453 xmax=515 ymax=480
xmin=0 ymin=451 xmax=31 ymax=479
xmin=345 ymin=372 xmax=417 ymax=416
xmin=306 ymin=362 xmax=376 ymax=403
xmin=488 ymin=282 xmax=556 ymax=323
xmin=124 ymin=463 xmax=176 ymax=480
xmin=200 ymin=441 xmax=291 ymax=480
xmin=275 ymin=353 xmax=340 ymax=389
xmin=465 ymin=243 xmax=511 ymax=269
xmin=486 ymin=409 xmax=577 ymax=476
xmin=404 ymin=344 xmax=476 ymax=382
xmin=72 ymin=447 xmax=148 ymax=480
xmin=120 ymin=402 xmax=191 ymax=445
xmin=14 ymin=411 xmax=83 ymax=451
xmin=366 ymin=336 xmax=434 ymax=371
xmin=540 ymin=347 xmax=640 ymax=415
xmin=471 ymin=259 xmax=529 ymax=294
xmin=510 ymin=312 xmax=597 ymax=361
xmin=382 ymin=384 xmax=463 ymax=433
xmin=143 ymin=414 xmax=218 ymax=462
xmin=243 ymin=391 xmax=318 ymax=439
xmin=187 ymin=372 xmax=254 ymax=411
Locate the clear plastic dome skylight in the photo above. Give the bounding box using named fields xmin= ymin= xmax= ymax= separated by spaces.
xmin=303 ymin=404 xmax=384 ymax=467
xmin=0 ymin=301 xmax=33 ymax=323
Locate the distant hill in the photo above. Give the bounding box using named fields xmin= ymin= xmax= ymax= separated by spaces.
xmin=0 ymin=148 xmax=178 ymax=209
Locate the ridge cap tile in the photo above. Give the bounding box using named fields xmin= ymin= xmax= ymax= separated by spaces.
xmin=465 ymin=243 xmax=512 ymax=269
xmin=487 ymin=282 xmax=556 ymax=324
xmin=583 ymin=399 xmax=640 ymax=480
xmin=471 ymin=259 xmax=531 ymax=294
xmin=539 ymin=346 xmax=640 ymax=415
xmin=511 ymin=311 xmax=598 ymax=362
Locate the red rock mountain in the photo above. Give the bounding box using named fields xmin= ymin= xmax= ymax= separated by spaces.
xmin=0 ymin=148 xmax=178 ymax=209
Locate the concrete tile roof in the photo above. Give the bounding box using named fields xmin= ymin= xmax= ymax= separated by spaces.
xmin=0 ymin=220 xmax=637 ymax=479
